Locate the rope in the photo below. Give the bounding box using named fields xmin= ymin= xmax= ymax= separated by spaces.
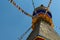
xmin=9 ymin=0 xmax=32 ymax=40
xmin=32 ymin=0 xmax=35 ymax=10
xmin=48 ymin=0 xmax=52 ymax=8
xmin=19 ymin=26 xmax=32 ymax=40
xmin=9 ymin=0 xmax=32 ymax=17
xmin=32 ymin=0 xmax=37 ymax=18
xmin=44 ymin=0 xmax=52 ymax=16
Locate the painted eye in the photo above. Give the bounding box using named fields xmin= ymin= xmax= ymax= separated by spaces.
xmin=47 ymin=12 xmax=52 ymax=18
xmin=37 ymin=10 xmax=46 ymax=13
xmin=33 ymin=9 xmax=46 ymax=16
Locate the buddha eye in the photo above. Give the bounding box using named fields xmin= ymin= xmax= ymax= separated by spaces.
xmin=33 ymin=11 xmax=36 ymax=16
xmin=33 ymin=9 xmax=46 ymax=16
xmin=47 ymin=12 xmax=52 ymax=18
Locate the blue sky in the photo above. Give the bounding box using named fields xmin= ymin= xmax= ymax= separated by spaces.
xmin=0 ymin=0 xmax=60 ymax=40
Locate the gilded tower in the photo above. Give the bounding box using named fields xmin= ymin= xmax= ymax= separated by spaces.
xmin=27 ymin=5 xmax=60 ymax=40
xmin=9 ymin=0 xmax=60 ymax=40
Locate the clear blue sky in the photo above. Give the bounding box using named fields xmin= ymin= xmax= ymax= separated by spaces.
xmin=0 ymin=0 xmax=60 ymax=40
